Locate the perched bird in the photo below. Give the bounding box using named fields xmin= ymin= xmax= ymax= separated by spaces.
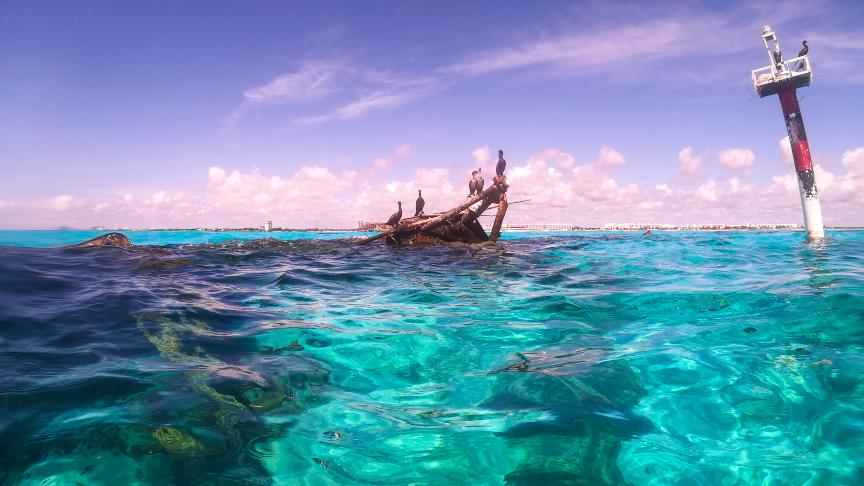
xmin=796 ymin=40 xmax=809 ymax=71
xmin=773 ymin=43 xmax=782 ymax=66
xmin=414 ymin=190 xmax=425 ymax=216
xmin=468 ymin=170 xmax=478 ymax=196
xmin=475 ymin=167 xmax=485 ymax=194
xmin=496 ymin=150 xmax=506 ymax=176
xmin=386 ymin=201 xmax=402 ymax=227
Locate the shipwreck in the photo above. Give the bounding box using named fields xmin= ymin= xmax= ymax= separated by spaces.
xmin=357 ymin=177 xmax=511 ymax=245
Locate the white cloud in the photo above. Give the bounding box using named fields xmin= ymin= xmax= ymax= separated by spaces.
xmin=443 ymin=18 xmax=712 ymax=79
xmin=438 ymin=5 xmax=808 ymax=84
xmin=639 ymin=201 xmax=663 ymax=209
xmin=598 ymin=146 xmax=627 ymax=167
xmin=842 ymin=147 xmax=864 ymax=173
xmin=293 ymin=77 xmax=442 ymax=126
xmin=230 ymin=7 xmax=864 ymax=130
xmin=696 ymin=180 xmax=718 ymax=201
xmin=717 ymin=149 xmax=755 ymax=176
xmin=393 ymin=144 xmax=414 ymax=159
xmin=829 ymin=147 xmax=864 ymax=202
xmin=244 ymin=61 xmax=348 ymax=104
xmin=372 ymin=158 xmax=393 ymax=170
xmin=6 ymin=146 xmax=864 ymax=230
xmin=209 ymin=167 xmax=227 ymax=184
xmin=729 ymin=178 xmax=740 ymax=192
xmin=334 ymin=91 xmax=416 ymax=118
xmin=49 ymin=195 xmax=79 ymax=212
xmin=815 ymin=164 xmax=836 ymax=193
xmin=676 ymin=147 xmax=706 ymax=184
xmin=472 ymin=146 xmax=491 ymax=165
xmin=501 ymin=147 xmax=634 ymax=210
xmin=227 ymin=5 xmax=864 ymax=133
xmin=780 ymin=136 xmax=794 ymax=165
xmin=772 ymin=172 xmax=798 ymax=192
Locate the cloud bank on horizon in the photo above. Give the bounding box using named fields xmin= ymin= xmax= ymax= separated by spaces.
xmin=1 ymin=0 xmax=863 ymax=229
xmin=3 ymin=143 xmax=863 ymax=229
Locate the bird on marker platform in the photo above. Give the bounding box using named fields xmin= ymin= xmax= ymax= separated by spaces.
xmin=468 ymin=171 xmax=478 ymax=197
xmin=496 ymin=150 xmax=507 ymax=177
xmin=796 ymin=40 xmax=808 ymax=71
xmin=387 ymin=202 xmax=402 ymax=227
xmin=414 ymin=190 xmax=425 ymax=217
xmin=475 ymin=168 xmax=485 ymax=194
xmin=773 ymin=43 xmax=782 ymax=66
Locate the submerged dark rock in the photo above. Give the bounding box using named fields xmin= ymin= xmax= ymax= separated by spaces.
xmin=66 ymin=232 xmax=132 ymax=248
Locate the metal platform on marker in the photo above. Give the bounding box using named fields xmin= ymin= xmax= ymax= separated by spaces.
xmin=751 ymin=25 xmax=812 ymax=98
xmin=752 ymin=56 xmax=812 ymax=97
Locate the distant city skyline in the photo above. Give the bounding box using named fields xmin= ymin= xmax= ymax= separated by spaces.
xmin=1 ymin=0 xmax=862 ymax=230
xmin=74 ymin=221 xmax=829 ymax=232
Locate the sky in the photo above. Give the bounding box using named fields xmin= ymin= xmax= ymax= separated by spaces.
xmin=1 ymin=0 xmax=862 ymax=230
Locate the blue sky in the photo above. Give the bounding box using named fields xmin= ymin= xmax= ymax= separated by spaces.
xmin=1 ymin=0 xmax=862 ymax=229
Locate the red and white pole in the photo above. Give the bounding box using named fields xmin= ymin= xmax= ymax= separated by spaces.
xmin=779 ymin=87 xmax=824 ymax=237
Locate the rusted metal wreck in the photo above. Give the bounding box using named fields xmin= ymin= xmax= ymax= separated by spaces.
xmin=357 ymin=178 xmax=510 ymax=245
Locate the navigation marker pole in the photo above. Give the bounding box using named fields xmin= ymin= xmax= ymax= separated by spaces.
xmin=751 ymin=26 xmax=824 ymax=237
xmin=779 ymin=87 xmax=823 ymax=237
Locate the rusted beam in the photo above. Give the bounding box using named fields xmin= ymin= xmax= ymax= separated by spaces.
xmin=418 ymin=184 xmax=505 ymax=235
xmin=461 ymin=190 xmax=497 ymax=226
xmin=489 ymin=192 xmax=509 ymax=241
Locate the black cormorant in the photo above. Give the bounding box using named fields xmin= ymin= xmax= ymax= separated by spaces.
xmin=386 ymin=201 xmax=402 ymax=227
xmin=475 ymin=168 xmax=485 ymax=193
xmin=414 ymin=190 xmax=425 ymax=217
xmin=796 ymin=40 xmax=808 ymax=71
xmin=468 ymin=171 xmax=478 ymax=196
xmin=496 ymin=150 xmax=506 ymax=176
xmin=773 ymin=43 xmax=782 ymax=66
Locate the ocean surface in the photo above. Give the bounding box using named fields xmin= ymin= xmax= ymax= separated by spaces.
xmin=1 ymin=230 xmax=863 ymax=486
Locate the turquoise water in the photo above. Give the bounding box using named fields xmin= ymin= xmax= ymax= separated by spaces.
xmin=0 ymin=230 xmax=540 ymax=247
xmin=0 ymin=230 xmax=862 ymax=485
xmin=0 ymin=230 xmax=366 ymax=247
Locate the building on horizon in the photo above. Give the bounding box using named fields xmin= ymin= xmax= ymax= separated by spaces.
xmin=358 ymin=220 xmax=387 ymax=231
xmin=264 ymin=221 xmax=272 ymax=232
xmin=602 ymin=223 xmax=676 ymax=231
xmin=481 ymin=223 xmax=574 ymax=232
xmin=601 ymin=223 xmax=801 ymax=231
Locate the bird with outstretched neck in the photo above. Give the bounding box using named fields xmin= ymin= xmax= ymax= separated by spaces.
xmin=386 ymin=201 xmax=402 ymax=227
xmin=796 ymin=40 xmax=808 ymax=71
xmin=414 ymin=190 xmax=425 ymax=217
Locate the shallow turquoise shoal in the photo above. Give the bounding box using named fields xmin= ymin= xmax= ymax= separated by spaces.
xmin=0 ymin=230 xmax=862 ymax=485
